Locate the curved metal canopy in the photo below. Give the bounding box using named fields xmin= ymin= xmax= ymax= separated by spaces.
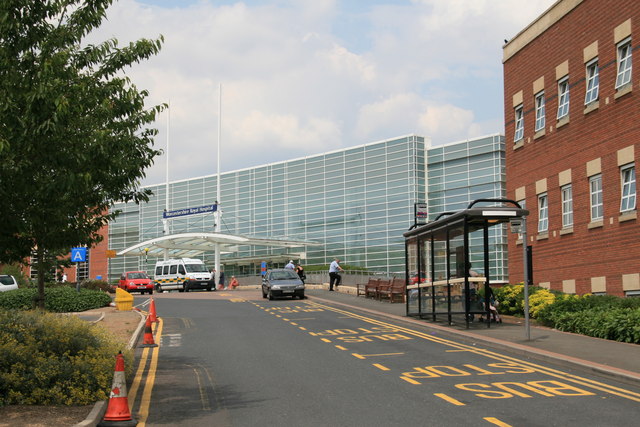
xmin=116 ymin=232 xmax=319 ymax=260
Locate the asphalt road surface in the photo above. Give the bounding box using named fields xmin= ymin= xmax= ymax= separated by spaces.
xmin=128 ymin=290 xmax=640 ymax=427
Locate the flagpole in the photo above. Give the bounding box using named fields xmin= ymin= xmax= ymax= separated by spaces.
xmin=214 ymin=85 xmax=221 ymax=285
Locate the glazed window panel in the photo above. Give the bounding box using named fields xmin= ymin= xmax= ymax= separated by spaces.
xmin=590 ymin=174 xmax=603 ymax=221
xmin=584 ymin=59 xmax=599 ymax=104
xmin=615 ymin=38 xmax=632 ymax=89
xmin=561 ymin=184 xmax=573 ymax=228
xmin=534 ymin=91 xmax=545 ymax=132
xmin=620 ymin=164 xmax=636 ymax=212
xmin=514 ymin=103 xmax=524 ymax=142
xmin=557 ymin=77 xmax=570 ymax=119
xmin=537 ymin=193 xmax=548 ymax=232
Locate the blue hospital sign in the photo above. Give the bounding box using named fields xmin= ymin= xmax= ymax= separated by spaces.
xmin=71 ymin=247 xmax=87 ymax=263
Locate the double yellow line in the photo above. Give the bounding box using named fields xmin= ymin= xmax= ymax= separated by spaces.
xmin=128 ymin=318 xmax=163 ymax=426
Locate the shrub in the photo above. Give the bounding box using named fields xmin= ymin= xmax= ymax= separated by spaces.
xmin=0 ymin=309 xmax=133 ymax=406
xmin=528 ymin=288 xmax=556 ymax=318
xmin=553 ymin=308 xmax=640 ymax=344
xmin=78 ymin=279 xmax=113 ymax=293
xmin=494 ymin=284 xmax=553 ymax=316
xmin=0 ymin=287 xmax=111 ymax=312
xmin=0 ymin=264 xmax=30 ymax=288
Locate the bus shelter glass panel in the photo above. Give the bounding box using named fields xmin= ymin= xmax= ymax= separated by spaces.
xmin=432 ymin=236 xmax=448 ymax=314
xmin=407 ymin=238 xmax=419 ymax=315
xmin=448 ymin=228 xmax=465 ymax=314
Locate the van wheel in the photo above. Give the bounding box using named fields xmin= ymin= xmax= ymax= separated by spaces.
xmin=183 ymin=282 xmax=190 ymax=292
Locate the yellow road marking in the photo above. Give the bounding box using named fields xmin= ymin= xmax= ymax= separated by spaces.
xmin=128 ymin=347 xmax=150 ymax=410
xmin=290 ymin=322 xmax=298 ymax=326
xmin=335 ymin=345 xmax=348 ymax=351
xmin=321 ymin=338 xmax=332 ymax=343
xmin=298 ymin=326 xmax=307 ymax=331
xmin=373 ymin=363 xmax=390 ymax=371
xmin=230 ymin=298 xmax=245 ymax=302
xmin=136 ymin=317 xmax=163 ymax=426
xmin=434 ymin=393 xmax=465 ymax=406
xmin=484 ymin=417 xmax=513 ymax=427
xmin=352 ymin=352 xmax=404 ymax=359
xmin=191 ymin=365 xmax=211 ymax=411
xmin=400 ymin=376 xmax=421 ymax=385
xmin=305 ymin=301 xmax=640 ymax=402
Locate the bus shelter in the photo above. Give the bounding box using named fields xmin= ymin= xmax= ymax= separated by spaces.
xmin=403 ymin=199 xmax=528 ymax=328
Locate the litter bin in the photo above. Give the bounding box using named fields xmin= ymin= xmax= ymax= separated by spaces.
xmin=115 ymin=288 xmax=134 ymax=311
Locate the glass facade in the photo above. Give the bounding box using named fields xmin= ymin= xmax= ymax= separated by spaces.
xmin=107 ymin=134 xmax=507 ymax=282
xmin=426 ymin=134 xmax=508 ymax=281
xmin=108 ymin=135 xmax=427 ymax=280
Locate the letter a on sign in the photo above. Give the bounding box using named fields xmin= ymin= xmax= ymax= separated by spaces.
xmin=71 ymin=247 xmax=87 ymax=263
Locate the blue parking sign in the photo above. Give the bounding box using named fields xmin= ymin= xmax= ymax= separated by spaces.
xmin=71 ymin=247 xmax=87 ymax=263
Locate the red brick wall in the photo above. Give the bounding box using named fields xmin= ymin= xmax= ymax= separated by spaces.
xmin=504 ymin=0 xmax=640 ymax=296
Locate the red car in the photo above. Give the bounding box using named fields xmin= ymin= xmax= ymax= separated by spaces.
xmin=118 ymin=271 xmax=153 ymax=294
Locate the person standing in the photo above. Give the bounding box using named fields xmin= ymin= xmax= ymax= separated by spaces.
xmin=285 ymin=260 xmax=295 ymax=270
xmin=329 ymin=258 xmax=343 ymax=291
xmin=295 ymin=264 xmax=306 ymax=284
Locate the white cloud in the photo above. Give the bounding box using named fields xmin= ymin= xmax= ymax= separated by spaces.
xmin=85 ymin=0 xmax=556 ymax=185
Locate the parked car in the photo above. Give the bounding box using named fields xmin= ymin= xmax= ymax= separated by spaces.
xmin=118 ymin=271 xmax=154 ymax=294
xmin=261 ymin=269 xmax=305 ymax=300
xmin=0 ymin=275 xmax=19 ymax=292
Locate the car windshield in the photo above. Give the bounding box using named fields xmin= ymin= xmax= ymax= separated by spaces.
xmin=185 ymin=263 xmax=207 ymax=273
xmin=128 ymin=272 xmax=148 ymax=279
xmin=270 ymin=270 xmax=300 ymax=280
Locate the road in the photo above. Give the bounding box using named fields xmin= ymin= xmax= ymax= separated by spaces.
xmin=128 ymin=290 xmax=640 ymax=427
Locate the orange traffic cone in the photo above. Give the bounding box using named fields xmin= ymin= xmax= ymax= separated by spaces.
xmin=149 ymin=298 xmax=158 ymax=323
xmin=140 ymin=315 xmax=158 ymax=348
xmin=98 ymin=352 xmax=136 ymax=426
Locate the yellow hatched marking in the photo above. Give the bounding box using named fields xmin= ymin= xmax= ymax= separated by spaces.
xmin=435 ymin=393 xmax=465 ymax=406
xmin=373 ymin=364 xmax=390 ymax=371
xmin=290 ymin=322 xmax=298 ymax=326
xmin=230 ymin=298 xmax=245 ymax=302
xmin=309 ymin=332 xmax=318 ymax=336
xmin=484 ymin=417 xmax=513 ymax=427
xmin=400 ymin=376 xmax=421 ymax=385
xmin=335 ymin=345 xmax=348 ymax=351
xmin=321 ymin=338 xmax=332 ymax=343
xmin=298 ymin=327 xmax=307 ymax=331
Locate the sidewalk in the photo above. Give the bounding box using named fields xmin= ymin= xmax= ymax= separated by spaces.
xmin=306 ymin=287 xmax=640 ymax=385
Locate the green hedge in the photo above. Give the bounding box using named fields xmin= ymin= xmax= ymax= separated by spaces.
xmin=0 ymin=309 xmax=132 ymax=406
xmin=494 ymin=285 xmax=640 ymax=344
xmin=0 ymin=287 xmax=111 ymax=312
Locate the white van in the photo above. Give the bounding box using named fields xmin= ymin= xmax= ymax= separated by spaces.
xmin=153 ymin=258 xmax=215 ymax=293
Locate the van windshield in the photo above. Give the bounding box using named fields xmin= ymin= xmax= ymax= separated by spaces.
xmin=185 ymin=263 xmax=208 ymax=273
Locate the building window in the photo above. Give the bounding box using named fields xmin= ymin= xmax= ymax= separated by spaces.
xmin=514 ymin=104 xmax=524 ymax=142
xmin=590 ymin=174 xmax=603 ymax=221
xmin=557 ymin=77 xmax=570 ymax=119
xmin=620 ymin=164 xmax=636 ymax=212
xmin=561 ymin=184 xmax=573 ymax=227
xmin=585 ymin=59 xmax=599 ymax=104
xmin=538 ymin=193 xmax=548 ymax=232
xmin=534 ymin=92 xmax=545 ymax=132
xmin=615 ymin=38 xmax=632 ymax=89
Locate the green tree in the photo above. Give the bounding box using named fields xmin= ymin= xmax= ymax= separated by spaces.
xmin=0 ymin=0 xmax=165 ymax=308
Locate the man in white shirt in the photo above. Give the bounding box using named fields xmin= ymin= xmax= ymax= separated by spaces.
xmin=329 ymin=258 xmax=343 ymax=291
xmin=285 ymin=260 xmax=295 ymax=270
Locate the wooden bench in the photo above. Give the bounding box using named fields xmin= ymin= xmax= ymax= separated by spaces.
xmin=389 ymin=278 xmax=406 ymax=303
xmin=364 ymin=278 xmax=380 ymax=299
xmin=376 ymin=279 xmax=392 ymax=301
xmin=357 ymin=280 xmax=368 ymax=296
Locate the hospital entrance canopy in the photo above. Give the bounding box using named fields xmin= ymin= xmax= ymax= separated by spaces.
xmin=116 ymin=232 xmax=319 ymax=261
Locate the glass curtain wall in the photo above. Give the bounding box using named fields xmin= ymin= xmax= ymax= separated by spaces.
xmin=108 ymin=135 xmax=427 ymax=280
xmin=426 ymin=134 xmax=508 ymax=282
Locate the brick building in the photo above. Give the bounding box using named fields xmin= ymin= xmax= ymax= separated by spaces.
xmin=503 ymin=0 xmax=639 ymax=296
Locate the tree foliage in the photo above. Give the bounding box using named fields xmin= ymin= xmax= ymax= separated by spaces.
xmin=0 ymin=0 xmax=165 ymax=307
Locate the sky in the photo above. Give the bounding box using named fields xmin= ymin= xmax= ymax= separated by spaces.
xmin=88 ymin=0 xmax=557 ymax=186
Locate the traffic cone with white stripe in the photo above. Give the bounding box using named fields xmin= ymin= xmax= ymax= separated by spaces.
xmin=149 ymin=297 xmax=158 ymax=323
xmin=140 ymin=315 xmax=158 ymax=348
xmin=98 ymin=352 xmax=136 ymax=426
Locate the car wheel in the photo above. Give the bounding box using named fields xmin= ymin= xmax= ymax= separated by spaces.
xmin=268 ymin=290 xmax=274 ymax=301
xmin=262 ymin=288 xmax=267 ymax=298
xmin=299 ymin=293 xmax=305 ymax=299
xmin=206 ymin=286 xmax=212 ymax=292
xmin=184 ymin=282 xmax=190 ymax=292
xmin=149 ymin=289 xmax=153 ymax=295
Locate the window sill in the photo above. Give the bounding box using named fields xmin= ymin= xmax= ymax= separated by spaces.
xmin=513 ymin=139 xmax=524 ymax=150
xmin=536 ymin=232 xmax=549 ymax=240
xmin=584 ymin=101 xmax=599 ymax=115
xmin=619 ymin=210 xmax=637 ymax=222
xmin=533 ymin=129 xmax=545 ymax=140
xmin=588 ymin=220 xmax=604 ymax=229
xmin=614 ymin=84 xmax=632 ymax=99
xmin=559 ymin=227 xmax=574 ymax=235
xmin=556 ymin=116 xmax=569 ymax=128
xmin=516 ymin=239 xmax=522 ymax=246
